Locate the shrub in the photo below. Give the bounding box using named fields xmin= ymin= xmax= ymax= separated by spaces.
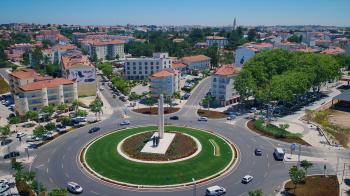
xmin=253 ymin=118 xmax=302 ymax=138
xmin=315 ymin=112 xmax=327 ymax=119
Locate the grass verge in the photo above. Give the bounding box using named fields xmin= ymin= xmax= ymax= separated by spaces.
xmin=197 ymin=110 xmax=229 ymax=118
xmin=285 ymin=175 xmax=339 ymax=196
xmin=0 ymin=78 xmax=10 ymax=94
xmin=210 ymin=139 xmax=220 ymax=156
xmin=132 ymin=107 xmax=180 ymax=115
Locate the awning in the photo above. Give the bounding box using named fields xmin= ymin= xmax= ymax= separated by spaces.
xmin=333 ymin=90 xmax=350 ymax=102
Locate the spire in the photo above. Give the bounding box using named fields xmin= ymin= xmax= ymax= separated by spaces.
xmin=234 ymin=17 xmax=237 ymax=30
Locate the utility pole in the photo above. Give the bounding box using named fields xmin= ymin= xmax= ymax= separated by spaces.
xmin=192 ymin=178 xmax=196 ymax=196
xmin=35 ymin=164 xmax=44 ymax=196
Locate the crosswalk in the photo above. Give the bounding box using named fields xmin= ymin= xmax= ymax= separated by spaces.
xmin=183 ymin=105 xmax=200 ymax=109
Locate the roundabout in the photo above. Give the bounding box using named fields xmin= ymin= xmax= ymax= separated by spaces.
xmin=81 ymin=125 xmax=237 ymax=187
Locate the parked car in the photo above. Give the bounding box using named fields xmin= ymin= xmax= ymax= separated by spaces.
xmin=249 ymin=107 xmax=257 ymax=113
xmin=89 ymin=127 xmax=100 ymax=133
xmin=100 ymin=86 xmax=104 ymax=91
xmin=84 ymin=79 xmax=95 ymax=82
xmin=119 ymin=96 xmax=125 ymax=100
xmin=227 ymin=115 xmax=236 ymax=120
xmin=102 ymin=82 xmax=105 ymax=85
xmin=56 ymin=124 xmax=66 ymax=131
xmin=16 ymin=133 xmax=26 ymax=138
xmin=205 ymin=185 xmax=226 ymax=196
xmin=3 ymin=151 xmax=20 ymax=159
xmin=170 ymin=116 xmax=179 ymax=120
xmin=8 ymin=113 xmax=15 ymax=118
xmin=142 ymin=91 xmax=149 ymax=94
xmin=242 ymin=175 xmax=253 ymax=184
xmin=255 ymin=149 xmax=262 ymax=156
xmin=198 ymin=117 xmax=208 ymax=121
xmin=47 ymin=130 xmax=54 ymax=135
xmin=22 ymin=123 xmax=35 ymax=128
xmin=0 ymin=183 xmax=9 ymax=193
xmin=120 ymin=120 xmax=130 ymax=125
xmin=181 ymin=76 xmax=185 ymax=80
xmin=116 ymin=92 xmax=121 ymax=96
xmin=75 ymin=117 xmax=87 ymax=122
xmin=56 ymin=117 xmax=61 ymax=122
xmin=0 ymin=192 xmax=10 ymax=196
xmin=121 ymin=98 xmax=127 ymax=102
xmin=0 ymin=179 xmax=8 ymax=184
xmin=67 ymin=122 xmax=75 ymax=127
xmin=1 ymin=139 xmax=12 ymax=146
xmin=69 ymin=113 xmax=76 ymax=118
xmin=26 ymin=136 xmax=39 ymax=142
xmin=67 ymin=182 xmax=83 ymax=193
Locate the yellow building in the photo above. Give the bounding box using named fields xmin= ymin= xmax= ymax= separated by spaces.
xmin=9 ymin=69 xmax=41 ymax=97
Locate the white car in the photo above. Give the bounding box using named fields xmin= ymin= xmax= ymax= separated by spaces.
xmin=26 ymin=136 xmax=40 ymax=142
xmin=100 ymin=86 xmax=104 ymax=91
xmin=0 ymin=179 xmax=8 ymax=184
xmin=227 ymin=115 xmax=236 ymax=120
xmin=16 ymin=133 xmax=26 ymax=138
xmin=242 ymin=175 xmax=253 ymax=184
xmin=0 ymin=183 xmax=9 ymax=193
xmin=206 ymin=185 xmax=226 ymax=196
xmin=181 ymin=76 xmax=185 ymax=80
xmin=67 ymin=182 xmax=83 ymax=193
xmin=75 ymin=117 xmax=87 ymax=122
xmin=120 ymin=120 xmax=130 ymax=125
xmin=47 ymin=130 xmax=54 ymax=134
xmin=198 ymin=117 xmax=208 ymax=121
xmin=0 ymin=192 xmax=10 ymax=196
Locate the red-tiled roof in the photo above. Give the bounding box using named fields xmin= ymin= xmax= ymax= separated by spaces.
xmin=149 ymin=68 xmax=179 ymax=77
xmin=9 ymin=69 xmax=41 ymax=79
xmin=172 ymin=63 xmax=187 ymax=68
xmin=182 ymin=55 xmax=211 ymax=62
xmin=213 ymin=64 xmax=239 ymax=76
xmin=19 ymin=78 xmax=75 ymax=91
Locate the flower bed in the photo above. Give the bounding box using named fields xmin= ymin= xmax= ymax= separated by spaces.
xmin=122 ymin=130 xmax=197 ymax=161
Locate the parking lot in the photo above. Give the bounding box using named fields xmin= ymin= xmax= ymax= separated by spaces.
xmin=0 ymin=93 xmax=15 ymax=125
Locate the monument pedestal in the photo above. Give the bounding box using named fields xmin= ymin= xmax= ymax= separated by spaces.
xmin=141 ymin=132 xmax=176 ymax=155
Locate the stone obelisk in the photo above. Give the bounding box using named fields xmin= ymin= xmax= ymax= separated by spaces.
xmin=158 ymin=94 xmax=164 ymax=139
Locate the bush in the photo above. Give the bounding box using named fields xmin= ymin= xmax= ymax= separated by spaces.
xmin=315 ymin=112 xmax=327 ymax=119
xmin=254 ymin=118 xmax=302 ymax=138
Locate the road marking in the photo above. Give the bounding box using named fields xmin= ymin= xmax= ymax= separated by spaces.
xmin=239 ymin=192 xmax=247 ymax=196
xmin=260 ymin=145 xmax=264 ymax=149
xmin=241 ymin=132 xmax=246 ymax=135
xmin=61 ymin=141 xmax=66 ymax=145
xmin=49 ymin=178 xmax=53 ymax=183
xmin=53 ymin=149 xmax=56 ymax=153
xmin=63 ymin=155 xmax=65 ymax=159
xmin=251 ymin=138 xmax=256 ymax=142
xmin=247 ymin=144 xmax=251 ymax=149
xmin=239 ymin=137 xmax=243 ymax=141
xmin=253 ymin=161 xmax=255 ymax=165
xmin=264 ymin=172 xmax=267 ymax=177
xmin=90 ymin=191 xmax=99 ymax=194
xmin=85 ymin=135 xmax=89 ymax=137
xmin=247 ymin=170 xmax=251 ymax=175
xmin=48 ymin=158 xmax=50 ymax=162
xmin=72 ymin=135 xmax=77 ymax=138
xmin=255 ymin=182 xmax=260 ymax=187
xmin=266 ymin=153 xmax=268 ymax=158
xmin=67 ymin=146 xmax=71 ymax=150
xmin=65 ymin=173 xmax=69 ymax=178
xmin=268 ymin=162 xmax=270 ymax=167
xmin=236 ymin=180 xmax=241 ymax=184
xmin=75 ymin=139 xmax=80 ymax=143
xmin=216 ymin=124 xmax=221 ymax=126
xmin=47 ymin=168 xmax=48 ymax=173
xmin=62 ymin=164 xmax=64 ymax=168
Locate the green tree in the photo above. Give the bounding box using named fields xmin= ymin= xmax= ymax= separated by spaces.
xmin=60 ymin=116 xmax=72 ymax=126
xmin=289 ymin=167 xmax=306 ymax=193
xmin=172 ymin=91 xmax=181 ymax=99
xmin=44 ymin=122 xmax=57 ymax=131
xmin=81 ymin=48 xmax=87 ymax=54
xmin=72 ymin=100 xmax=83 ymax=110
xmin=9 ymin=116 xmax=22 ymax=133
xmin=287 ymin=34 xmax=301 ymax=43
xmin=48 ymin=188 xmax=68 ymax=196
xmin=247 ymin=29 xmax=257 ymax=42
xmin=248 ymin=189 xmax=263 ymax=196
xmin=92 ymin=54 xmax=98 ymax=63
xmin=146 ymin=99 xmax=155 ymax=116
xmin=31 ymin=47 xmax=44 ymax=70
xmin=143 ymin=77 xmax=149 ymax=85
xmin=105 ymin=54 xmax=111 ymax=60
xmin=192 ymin=69 xmax=199 ymax=76
xmin=12 ymin=162 xmax=25 ymax=171
xmin=0 ymin=124 xmax=10 ymax=138
xmin=41 ymin=105 xmax=55 ymax=116
xmin=300 ymin=160 xmax=313 ymax=177
xmin=102 ymin=64 xmax=114 ymax=77
xmin=57 ymin=103 xmax=68 ymax=113
xmin=75 ymin=109 xmax=88 ymax=117
xmin=33 ymin=126 xmax=46 ymax=138
xmin=25 ymin=110 xmax=38 ymax=123
xmin=115 ymin=54 xmax=120 ymax=60
xmin=202 ymin=95 xmax=216 ymax=117
xmin=164 ymin=99 xmax=172 ymax=112
xmin=29 ymin=180 xmax=47 ymax=195
xmin=75 ymin=42 xmax=81 ymax=48
xmin=130 ymin=93 xmax=139 ymax=100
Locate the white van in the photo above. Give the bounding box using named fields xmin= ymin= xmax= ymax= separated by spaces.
xmin=67 ymin=182 xmax=83 ymax=193
xmin=75 ymin=117 xmax=87 ymax=122
xmin=274 ymin=148 xmax=285 ymax=160
xmin=16 ymin=133 xmax=26 ymax=138
xmin=26 ymin=136 xmax=39 ymax=142
xmin=206 ymin=185 xmax=226 ymax=196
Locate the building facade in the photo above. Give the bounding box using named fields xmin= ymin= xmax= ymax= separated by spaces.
xmin=235 ymin=42 xmax=274 ymax=66
xmin=211 ymin=64 xmax=240 ymax=106
xmin=205 ymin=36 xmax=228 ymax=48
xmin=81 ymin=39 xmax=124 ymax=60
xmin=9 ymin=69 xmax=41 ymax=97
xmin=180 ymin=55 xmax=211 ymax=72
xmin=148 ymin=68 xmax=180 ymax=98
xmin=125 ymin=52 xmax=172 ymax=80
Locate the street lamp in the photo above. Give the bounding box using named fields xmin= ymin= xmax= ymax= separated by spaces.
xmin=35 ymin=164 xmax=44 ymax=196
xmin=341 ymin=162 xmax=348 ymax=185
xmin=192 ymin=178 xmax=196 ymax=196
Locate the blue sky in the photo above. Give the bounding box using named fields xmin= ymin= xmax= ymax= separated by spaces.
xmin=1 ymin=0 xmax=349 ymax=27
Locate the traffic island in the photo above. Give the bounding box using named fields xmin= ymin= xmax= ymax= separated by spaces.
xmin=197 ymin=110 xmax=230 ymax=118
xmin=132 ymin=107 xmax=180 ymax=115
xmin=284 ymin=175 xmax=339 ymax=196
xmin=80 ymin=125 xmax=238 ymax=188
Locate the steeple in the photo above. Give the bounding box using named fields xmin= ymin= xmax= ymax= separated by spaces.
xmin=233 ymin=17 xmax=237 ymax=30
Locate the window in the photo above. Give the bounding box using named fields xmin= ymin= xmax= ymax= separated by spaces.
xmin=145 ymin=71 xmax=148 ymax=74
xmin=169 ymin=61 xmax=170 ymax=64
xmin=164 ymin=61 xmax=166 ymax=65
xmin=139 ymin=62 xmax=142 ymax=65
xmin=127 ymin=66 xmax=130 ymax=70
xmin=156 ymin=62 xmax=159 ymax=65
xmin=139 ymin=71 xmax=142 ymax=74
xmin=133 ymin=71 xmax=136 ymax=74
xmin=164 ymin=66 xmax=166 ymax=68
xmin=169 ymin=65 xmax=171 ymax=68
xmin=151 ymin=66 xmax=153 ymax=69
xmin=145 ymin=62 xmax=148 ymax=65
xmin=133 ymin=66 xmax=136 ymax=70
xmin=145 ymin=66 xmax=148 ymax=70
xmin=139 ymin=66 xmax=142 ymax=70
xmin=151 ymin=71 xmax=154 ymax=74
xmin=127 ymin=71 xmax=130 ymax=74
xmin=151 ymin=62 xmax=153 ymax=65
xmin=127 ymin=62 xmax=130 ymax=65
xmin=133 ymin=62 xmax=136 ymax=65
xmin=156 ymin=66 xmax=159 ymax=69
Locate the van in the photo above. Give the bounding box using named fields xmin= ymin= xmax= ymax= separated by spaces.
xmin=67 ymin=182 xmax=83 ymax=193
xmin=75 ymin=117 xmax=87 ymax=122
xmin=26 ymin=136 xmax=39 ymax=142
xmin=206 ymin=185 xmax=226 ymax=196
xmin=274 ymin=148 xmax=285 ymax=160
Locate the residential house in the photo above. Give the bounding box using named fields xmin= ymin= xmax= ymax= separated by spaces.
xmin=320 ymin=47 xmax=346 ymax=56
xmin=195 ymin=42 xmax=209 ymax=49
xmin=172 ymin=62 xmax=188 ymax=75
xmin=274 ymin=42 xmax=297 ymax=50
xmin=81 ymin=39 xmax=124 ymax=60
xmin=301 ymin=37 xmax=316 ymax=47
xmin=180 ymin=55 xmax=211 ymax=73
xmin=235 ymin=42 xmax=274 ymax=66
xmin=148 ymin=68 xmax=180 ymax=98
xmin=315 ymin=39 xmax=332 ymax=48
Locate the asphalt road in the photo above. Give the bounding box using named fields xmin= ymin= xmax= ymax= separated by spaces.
xmin=0 ymin=75 xmax=330 ymax=196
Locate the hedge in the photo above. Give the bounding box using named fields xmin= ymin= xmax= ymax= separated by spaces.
xmin=253 ymin=118 xmax=302 ymax=138
xmin=181 ymin=81 xmax=199 ymax=92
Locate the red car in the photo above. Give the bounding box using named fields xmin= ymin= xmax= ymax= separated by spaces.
xmin=56 ymin=118 xmax=61 ymax=122
xmin=0 ymin=97 xmax=3 ymax=100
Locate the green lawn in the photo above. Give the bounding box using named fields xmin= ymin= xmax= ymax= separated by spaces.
xmin=85 ymin=126 xmax=234 ymax=185
xmin=0 ymin=79 xmax=10 ymax=94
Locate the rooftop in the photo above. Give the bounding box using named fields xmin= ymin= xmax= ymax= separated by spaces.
xmin=149 ymin=68 xmax=179 ymax=77
xmin=213 ymin=64 xmax=239 ymax=76
xmin=320 ymin=47 xmax=346 ymax=55
xmin=10 ymin=69 xmax=41 ymax=79
xmin=182 ymin=55 xmax=211 ymax=62
xmin=19 ymin=78 xmax=75 ymax=91
xmin=206 ymin=36 xmax=227 ymax=40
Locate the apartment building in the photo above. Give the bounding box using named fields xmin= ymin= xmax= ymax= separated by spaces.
xmin=81 ymin=39 xmax=124 ymax=60
xmin=51 ymin=45 xmax=77 ymax=63
xmin=315 ymin=39 xmax=332 ymax=48
xmin=125 ymin=52 xmax=172 ymax=80
xmin=301 ymin=37 xmax=316 ymax=47
xmin=235 ymin=42 xmax=274 ymax=66
xmin=172 ymin=62 xmax=188 ymax=75
xmin=127 ymin=24 xmax=135 ymax=29
xmin=320 ymin=47 xmax=346 ymax=56
xmin=205 ymin=36 xmax=228 ymax=48
xmin=211 ymin=64 xmax=240 ymax=106
xmin=148 ymin=68 xmax=180 ymax=98
xmin=344 ymin=42 xmax=350 ymax=56
xmin=39 ymin=29 xmax=60 ymax=35
xmin=14 ymin=78 xmax=78 ymax=117
xmin=61 ymin=51 xmax=97 ymax=96
xmin=274 ymin=42 xmax=297 ymax=50
xmin=9 ymin=69 xmax=41 ymax=97
xmin=72 ymin=32 xmax=107 ymax=43
xmin=179 ymin=55 xmax=211 ymax=72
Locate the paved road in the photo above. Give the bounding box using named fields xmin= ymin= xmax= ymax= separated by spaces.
xmin=0 ymin=68 xmax=10 ymax=82
xmin=0 ymin=75 xmax=331 ymax=196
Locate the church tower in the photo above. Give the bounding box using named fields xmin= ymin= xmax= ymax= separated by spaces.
xmin=233 ymin=17 xmax=237 ymax=30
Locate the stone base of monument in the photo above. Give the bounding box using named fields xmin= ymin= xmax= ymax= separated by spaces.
xmin=141 ymin=132 xmax=176 ymax=155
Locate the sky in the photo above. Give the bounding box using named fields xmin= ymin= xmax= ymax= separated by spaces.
xmin=1 ymin=0 xmax=350 ymax=27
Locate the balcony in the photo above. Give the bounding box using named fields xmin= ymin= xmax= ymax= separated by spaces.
xmin=10 ymin=79 xmax=13 ymax=82
xmin=219 ymin=91 xmax=226 ymax=94
xmin=151 ymin=80 xmax=166 ymax=84
xmin=64 ymin=95 xmax=72 ymax=98
xmin=219 ymin=86 xmax=226 ymax=90
xmin=27 ymin=95 xmax=40 ymax=99
xmin=63 ymin=88 xmax=72 ymax=92
xmin=149 ymin=85 xmax=166 ymax=89
xmin=28 ymin=101 xmax=42 ymax=105
xmin=219 ymin=96 xmax=225 ymax=100
xmin=47 ymin=91 xmax=57 ymax=95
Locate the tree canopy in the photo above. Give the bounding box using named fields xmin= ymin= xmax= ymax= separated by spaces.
xmin=287 ymin=34 xmax=301 ymax=43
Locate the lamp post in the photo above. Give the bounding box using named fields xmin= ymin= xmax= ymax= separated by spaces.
xmin=35 ymin=164 xmax=44 ymax=196
xmin=297 ymin=143 xmax=301 ymax=169
xmin=341 ymin=162 xmax=348 ymax=185
xmin=336 ymin=154 xmax=339 ymax=176
xmin=192 ymin=178 xmax=196 ymax=196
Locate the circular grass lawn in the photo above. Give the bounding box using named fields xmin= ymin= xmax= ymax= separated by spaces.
xmin=85 ymin=126 xmax=234 ymax=186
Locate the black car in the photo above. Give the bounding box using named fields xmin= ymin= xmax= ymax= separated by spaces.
xmin=119 ymin=96 xmax=125 ymax=100
xmin=1 ymin=139 xmax=12 ymax=146
xmin=4 ymin=151 xmax=19 ymax=159
xmin=122 ymin=98 xmax=127 ymax=102
xmin=89 ymin=127 xmax=100 ymax=133
xmin=71 ymin=119 xmax=80 ymax=124
xmin=116 ymin=92 xmax=121 ymax=96
xmin=9 ymin=113 xmax=15 ymax=118
xmin=170 ymin=116 xmax=179 ymax=120
xmin=56 ymin=124 xmax=66 ymax=129
xmin=67 ymin=122 xmax=75 ymax=127
xmin=255 ymin=149 xmax=262 ymax=156
xmin=84 ymin=79 xmax=95 ymax=82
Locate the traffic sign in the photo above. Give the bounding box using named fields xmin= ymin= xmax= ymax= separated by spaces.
xmin=19 ymin=137 xmax=21 ymax=142
xmin=291 ymin=143 xmax=296 ymax=151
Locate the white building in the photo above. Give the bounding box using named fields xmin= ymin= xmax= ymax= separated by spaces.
xmin=205 ymin=36 xmax=228 ymax=48
xmin=344 ymin=42 xmax=350 ymax=56
xmin=81 ymin=39 xmax=125 ymax=60
xmin=235 ymin=42 xmax=274 ymax=66
xmin=125 ymin=52 xmax=172 ymax=80
xmin=302 ymin=37 xmax=316 ymax=47
xmin=180 ymin=55 xmax=211 ymax=73
xmin=148 ymin=68 xmax=181 ymax=98
xmin=211 ymin=64 xmax=240 ymax=106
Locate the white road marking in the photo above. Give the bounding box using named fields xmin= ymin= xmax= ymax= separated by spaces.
xmin=236 ymin=180 xmax=241 ymax=184
xmin=264 ymin=172 xmax=267 ymax=177
xmin=63 ymin=155 xmax=65 ymax=159
xmin=90 ymin=191 xmax=99 ymax=194
xmin=260 ymin=145 xmax=264 ymax=149
xmin=239 ymin=138 xmax=243 ymax=141
xmin=247 ymin=144 xmax=251 ymax=149
xmin=48 ymin=158 xmax=50 ymax=162
xmin=65 ymin=173 xmax=69 ymax=178
xmin=75 ymin=139 xmax=80 ymax=143
xmin=47 ymin=168 xmax=48 ymax=173
xmin=251 ymin=138 xmax=256 ymax=142
xmin=61 ymin=141 xmax=66 ymax=145
xmin=239 ymin=192 xmax=247 ymax=196
xmin=85 ymin=135 xmax=89 ymax=137
xmin=49 ymin=178 xmax=53 ymax=183
xmin=62 ymin=164 xmax=64 ymax=168
xmin=72 ymin=135 xmax=77 ymax=138
xmin=255 ymin=182 xmax=260 ymax=187
xmin=52 ymin=149 xmax=56 ymax=153
xmin=253 ymin=161 xmax=255 ymax=165
xmin=247 ymin=170 xmax=251 ymax=175
xmin=67 ymin=146 xmax=71 ymax=150
xmin=241 ymin=132 xmax=246 ymax=135
xmin=268 ymin=162 xmax=270 ymax=167
xmin=266 ymin=153 xmax=268 ymax=158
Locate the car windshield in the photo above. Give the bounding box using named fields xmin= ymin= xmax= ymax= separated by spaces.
xmin=75 ymin=185 xmax=81 ymax=189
